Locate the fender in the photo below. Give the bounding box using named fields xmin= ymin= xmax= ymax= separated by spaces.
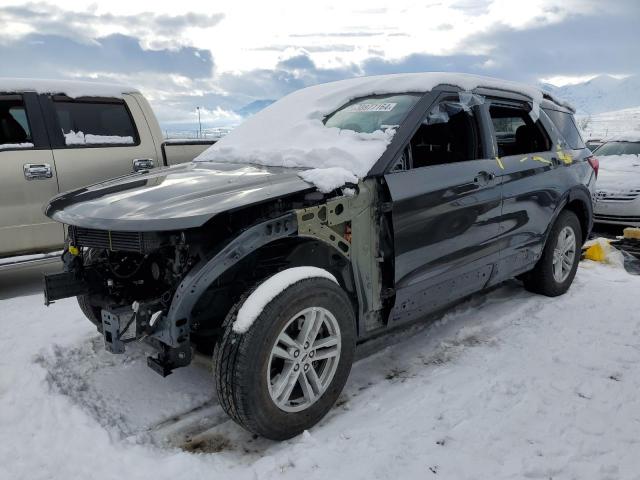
xmin=543 ymin=184 xmax=593 ymax=245
xmin=162 ymin=213 xmax=297 ymax=342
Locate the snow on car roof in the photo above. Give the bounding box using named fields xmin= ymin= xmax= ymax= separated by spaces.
xmin=195 ymin=72 xmax=571 ymax=190
xmin=0 ymin=77 xmax=139 ymax=98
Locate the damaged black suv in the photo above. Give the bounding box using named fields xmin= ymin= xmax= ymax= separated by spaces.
xmin=44 ymin=73 xmax=597 ymax=440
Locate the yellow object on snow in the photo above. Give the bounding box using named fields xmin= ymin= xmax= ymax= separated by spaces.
xmin=582 ymin=237 xmax=624 ymax=267
xmin=583 ymin=240 xmax=609 ymax=262
xmin=623 ymin=227 xmax=640 ymax=240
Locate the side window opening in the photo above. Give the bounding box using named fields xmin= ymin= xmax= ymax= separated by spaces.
xmin=0 ymin=95 xmax=33 ymax=149
xmin=489 ymin=104 xmax=551 ymax=156
xmin=392 ymin=98 xmax=482 ymax=171
xmin=52 ymin=97 xmax=139 ymax=147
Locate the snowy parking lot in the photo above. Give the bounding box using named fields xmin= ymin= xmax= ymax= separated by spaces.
xmin=1 ymin=259 xmax=639 ymax=480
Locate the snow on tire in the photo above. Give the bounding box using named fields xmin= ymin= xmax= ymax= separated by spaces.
xmin=212 ymin=274 xmax=356 ymax=440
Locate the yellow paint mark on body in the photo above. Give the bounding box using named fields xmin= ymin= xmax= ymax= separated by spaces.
xmin=556 ymin=147 xmax=573 ymax=165
xmin=495 ymin=157 xmax=505 ymax=169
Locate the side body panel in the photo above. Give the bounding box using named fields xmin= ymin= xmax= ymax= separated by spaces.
xmin=489 ymin=107 xmax=594 ymax=283
xmin=0 ymin=92 xmax=62 ymax=256
xmin=384 ymin=160 xmax=502 ymax=324
xmin=382 ymin=90 xmax=503 ymax=325
xmin=0 ymin=150 xmax=62 ymax=256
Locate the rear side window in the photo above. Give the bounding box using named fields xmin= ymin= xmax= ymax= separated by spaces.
xmin=542 ymin=108 xmax=585 ymax=149
xmin=52 ymin=98 xmax=138 ymax=147
xmin=0 ymin=95 xmax=33 ymax=150
xmin=489 ymin=105 xmax=551 ymax=156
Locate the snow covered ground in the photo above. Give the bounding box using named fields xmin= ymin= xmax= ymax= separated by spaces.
xmin=1 ymin=260 xmax=639 ymax=480
xmin=577 ymin=106 xmax=640 ymax=140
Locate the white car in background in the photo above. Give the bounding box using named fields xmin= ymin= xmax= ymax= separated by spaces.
xmin=593 ymin=134 xmax=640 ymax=226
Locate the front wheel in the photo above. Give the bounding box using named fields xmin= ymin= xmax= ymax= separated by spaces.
xmin=213 ymin=275 xmax=356 ymax=440
xmin=523 ymin=210 xmax=582 ymax=297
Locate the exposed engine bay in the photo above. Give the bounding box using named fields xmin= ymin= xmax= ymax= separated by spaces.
xmin=43 ymin=181 xmax=388 ymax=377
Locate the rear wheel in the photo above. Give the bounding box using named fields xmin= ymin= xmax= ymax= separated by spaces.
xmin=213 ymin=276 xmax=356 ymax=440
xmin=523 ymin=210 xmax=582 ymax=297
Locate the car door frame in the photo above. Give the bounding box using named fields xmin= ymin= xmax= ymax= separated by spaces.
xmin=480 ymin=94 xmax=565 ymax=284
xmin=373 ymin=86 xmax=505 ymax=326
xmin=0 ymin=91 xmax=63 ymax=257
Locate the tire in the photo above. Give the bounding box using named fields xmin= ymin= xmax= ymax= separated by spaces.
xmin=77 ymin=295 xmax=103 ymax=330
xmin=523 ymin=210 xmax=582 ymax=297
xmin=213 ymin=276 xmax=356 ymax=440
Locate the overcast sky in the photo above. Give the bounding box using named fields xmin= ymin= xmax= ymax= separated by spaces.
xmin=1 ymin=0 xmax=639 ymax=131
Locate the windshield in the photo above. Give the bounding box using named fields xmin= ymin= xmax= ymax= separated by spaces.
xmin=595 ymin=141 xmax=640 ymax=156
xmin=324 ymin=93 xmax=422 ymax=134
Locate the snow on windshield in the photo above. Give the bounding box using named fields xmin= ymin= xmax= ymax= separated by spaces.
xmin=64 ymin=131 xmax=134 ymax=146
xmin=324 ymin=93 xmax=421 ymax=133
xmin=195 ymin=72 xmax=561 ymax=191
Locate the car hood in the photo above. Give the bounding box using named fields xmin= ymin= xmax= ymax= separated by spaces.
xmin=45 ymin=162 xmax=314 ymax=231
xmin=597 ymin=156 xmax=640 ymax=192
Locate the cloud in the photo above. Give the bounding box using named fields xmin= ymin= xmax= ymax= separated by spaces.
xmin=461 ymin=8 xmax=640 ymax=80
xmin=2 ymin=0 xmax=639 ymax=132
xmin=217 ymin=51 xmax=360 ymax=99
xmin=0 ymin=33 xmax=213 ymax=78
xmin=0 ymin=3 xmax=224 ymax=48
xmin=362 ymin=53 xmax=491 ymax=76
xmin=360 ymin=3 xmax=640 ymax=83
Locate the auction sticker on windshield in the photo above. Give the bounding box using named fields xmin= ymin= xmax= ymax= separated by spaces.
xmin=345 ymin=103 xmax=397 ymax=112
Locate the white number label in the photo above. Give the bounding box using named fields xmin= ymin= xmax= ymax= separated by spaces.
xmin=345 ymin=102 xmax=397 ymax=113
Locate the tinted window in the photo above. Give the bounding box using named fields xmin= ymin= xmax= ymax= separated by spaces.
xmin=325 ymin=93 xmax=421 ymax=133
xmin=595 ymin=141 xmax=640 ymax=156
xmin=543 ymin=108 xmax=585 ymax=149
xmin=0 ymin=95 xmax=32 ymax=148
xmin=53 ymin=99 xmax=138 ymax=147
xmin=392 ymin=98 xmax=481 ymax=171
xmin=490 ymin=105 xmax=551 ymax=156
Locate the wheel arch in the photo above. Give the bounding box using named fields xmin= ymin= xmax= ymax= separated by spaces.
xmin=563 ymin=185 xmax=593 ymax=245
xmin=186 ymin=228 xmax=359 ymax=343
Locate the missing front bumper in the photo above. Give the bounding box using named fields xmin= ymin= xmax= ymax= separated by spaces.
xmin=100 ymin=304 xmax=192 ymax=376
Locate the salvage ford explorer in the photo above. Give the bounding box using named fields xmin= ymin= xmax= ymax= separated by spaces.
xmin=43 ymin=72 xmax=598 ymax=440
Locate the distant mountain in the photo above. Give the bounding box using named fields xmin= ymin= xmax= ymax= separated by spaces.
xmin=541 ymin=75 xmax=640 ymax=115
xmin=235 ymin=99 xmax=275 ymax=117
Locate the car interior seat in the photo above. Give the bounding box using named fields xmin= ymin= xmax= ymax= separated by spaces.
xmin=0 ymin=109 xmax=28 ymax=144
xmin=515 ymin=124 xmax=536 ymax=154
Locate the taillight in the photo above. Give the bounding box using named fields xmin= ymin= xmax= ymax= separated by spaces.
xmin=587 ymin=155 xmax=599 ymax=177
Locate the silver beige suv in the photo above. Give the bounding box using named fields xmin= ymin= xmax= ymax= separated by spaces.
xmin=0 ymin=78 xmax=214 ymax=263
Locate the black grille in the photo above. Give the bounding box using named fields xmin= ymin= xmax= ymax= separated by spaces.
xmin=71 ymin=227 xmax=151 ymax=253
xmin=594 ymin=214 xmax=640 ymax=223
